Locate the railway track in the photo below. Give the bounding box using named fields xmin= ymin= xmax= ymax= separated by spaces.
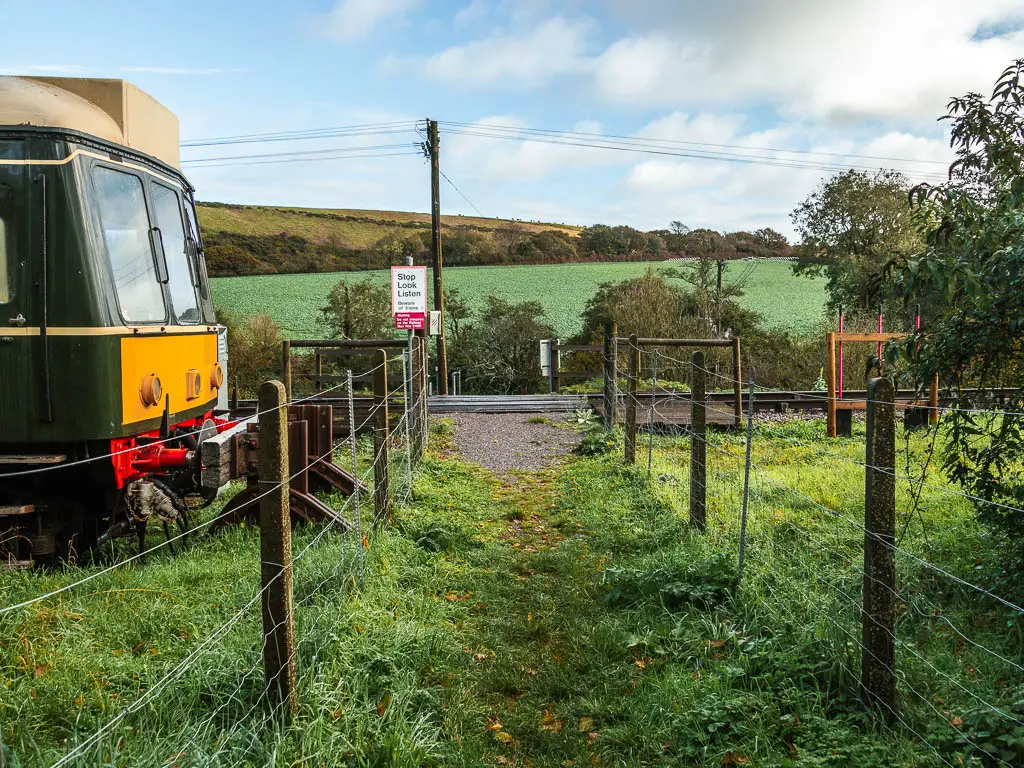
xmin=230 ymin=388 xmax=1012 ymax=420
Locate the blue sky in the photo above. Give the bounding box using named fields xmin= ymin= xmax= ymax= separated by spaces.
xmin=3 ymin=0 xmax=1023 ymax=237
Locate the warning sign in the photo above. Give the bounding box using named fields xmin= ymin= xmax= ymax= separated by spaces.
xmin=391 ymin=266 xmax=427 ymax=330
xmin=395 ymin=312 xmax=425 ymax=330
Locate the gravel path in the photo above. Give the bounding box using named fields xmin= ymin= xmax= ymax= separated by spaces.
xmin=447 ymin=413 xmax=581 ymax=474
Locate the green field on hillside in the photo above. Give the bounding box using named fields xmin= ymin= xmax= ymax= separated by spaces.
xmin=211 ymin=260 xmax=826 ymax=339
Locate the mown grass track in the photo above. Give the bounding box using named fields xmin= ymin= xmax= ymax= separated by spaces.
xmin=1 ymin=418 xmax=1020 ymax=766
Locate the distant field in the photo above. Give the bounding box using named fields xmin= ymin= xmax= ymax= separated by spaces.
xmin=197 ymin=203 xmax=582 ymax=250
xmin=211 ymin=260 xmax=826 ymax=339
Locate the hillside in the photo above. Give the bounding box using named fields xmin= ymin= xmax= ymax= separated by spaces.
xmin=197 ymin=203 xmax=582 ymax=249
xmin=196 ymin=203 xmax=791 ymax=277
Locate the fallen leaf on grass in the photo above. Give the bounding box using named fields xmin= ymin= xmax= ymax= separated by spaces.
xmin=361 ymin=536 xmax=370 ymax=550
xmin=578 ymin=716 xmax=594 ymax=732
xmin=377 ymin=693 xmax=391 ymax=717
xmin=721 ymin=752 xmax=752 ymax=765
xmin=540 ymin=709 xmax=563 ymax=732
xmin=949 ymin=715 xmax=964 ymax=727
xmin=495 ymin=731 xmax=514 ymax=743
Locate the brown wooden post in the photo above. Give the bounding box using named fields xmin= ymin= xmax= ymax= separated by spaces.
xmin=409 ymin=336 xmax=423 ymax=460
xmin=826 ymin=332 xmax=837 ymax=438
xmin=427 ymin=119 xmax=448 ymax=394
xmin=419 ymin=335 xmax=430 ymax=450
xmin=862 ymin=376 xmax=897 ymax=722
xmin=551 ymin=339 xmax=561 ymax=394
xmin=282 ymin=340 xmax=292 ymax=402
xmin=625 ymin=335 xmax=640 ymax=465
xmin=257 ymin=380 xmax=297 ymax=718
xmin=928 ymin=374 xmax=939 ymax=425
xmin=372 ymin=351 xmax=391 ymax=526
xmin=689 ymin=351 xmax=707 ymax=533
xmin=603 ymin=321 xmax=617 ymax=430
xmin=732 ymin=336 xmax=742 ymax=428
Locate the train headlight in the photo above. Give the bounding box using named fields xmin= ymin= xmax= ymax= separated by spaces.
xmin=140 ymin=374 xmax=162 ymax=407
xmin=211 ymin=362 xmax=224 ymax=390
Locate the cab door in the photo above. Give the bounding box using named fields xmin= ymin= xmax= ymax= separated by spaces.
xmin=0 ymin=154 xmax=33 ymax=441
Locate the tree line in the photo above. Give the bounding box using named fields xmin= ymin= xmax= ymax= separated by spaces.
xmin=203 ymin=217 xmax=791 ymax=277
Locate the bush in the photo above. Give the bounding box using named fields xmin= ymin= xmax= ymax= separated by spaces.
xmin=574 ymin=428 xmax=620 ymax=457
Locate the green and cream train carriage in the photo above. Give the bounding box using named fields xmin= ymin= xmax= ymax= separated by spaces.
xmin=0 ymin=77 xmax=228 ymax=562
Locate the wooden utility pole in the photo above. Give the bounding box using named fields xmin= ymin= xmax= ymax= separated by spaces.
xmin=689 ymin=351 xmax=707 ymax=533
xmin=258 ymin=380 xmax=297 ymax=718
xmin=426 ymin=119 xmax=448 ymax=395
xmin=862 ymin=376 xmax=897 ymax=722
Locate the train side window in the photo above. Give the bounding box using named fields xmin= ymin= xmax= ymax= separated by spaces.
xmin=151 ymin=183 xmax=200 ymax=323
xmin=93 ymin=166 xmax=166 ymax=323
xmin=0 ymin=187 xmax=10 ymax=303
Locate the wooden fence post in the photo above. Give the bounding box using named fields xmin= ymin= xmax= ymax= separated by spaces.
xmin=603 ymin=321 xmax=617 ymax=430
xmin=282 ymin=340 xmax=292 ymax=402
xmin=419 ymin=335 xmax=430 ymax=451
xmin=826 ymin=332 xmax=837 ymax=438
xmin=928 ymin=373 xmax=940 ymax=425
xmin=862 ymin=376 xmax=897 ymax=722
xmin=373 ymin=351 xmax=391 ymax=526
xmin=732 ymin=336 xmax=743 ymax=428
xmin=258 ymin=380 xmax=297 ymax=718
xmin=625 ymin=335 xmax=640 ymax=465
xmin=552 ymin=339 xmax=561 ymax=394
xmin=689 ymin=351 xmax=707 ymax=533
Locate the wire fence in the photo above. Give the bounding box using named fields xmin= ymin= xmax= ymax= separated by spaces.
xmin=0 ymin=347 xmax=429 ymax=766
xmin=612 ymin=342 xmax=1024 ymax=767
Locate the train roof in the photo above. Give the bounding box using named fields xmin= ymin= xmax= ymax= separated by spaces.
xmin=0 ymin=77 xmax=180 ymax=168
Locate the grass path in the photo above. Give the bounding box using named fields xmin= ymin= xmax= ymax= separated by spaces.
xmin=2 ymin=419 xmax=1007 ymax=766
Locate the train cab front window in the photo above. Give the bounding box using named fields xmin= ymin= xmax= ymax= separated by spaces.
xmin=151 ymin=183 xmax=200 ymax=323
xmin=93 ymin=166 xmax=166 ymax=324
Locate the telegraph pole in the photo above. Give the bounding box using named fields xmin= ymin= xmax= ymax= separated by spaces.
xmin=427 ymin=119 xmax=448 ymax=395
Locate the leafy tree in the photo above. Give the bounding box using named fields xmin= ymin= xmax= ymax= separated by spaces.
xmin=895 ymin=59 xmax=1024 ymax=545
xmin=216 ymin=310 xmax=284 ymax=396
xmin=669 ymin=220 xmax=689 ymax=235
xmin=791 ymin=169 xmax=920 ymax=315
xmin=754 ymin=227 xmax=789 ymax=251
xmin=320 ymin=277 xmax=395 ymax=340
xmin=454 ymin=297 xmax=554 ymax=394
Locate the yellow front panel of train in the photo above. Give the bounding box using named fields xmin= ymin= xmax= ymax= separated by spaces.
xmin=120 ymin=333 xmax=219 ymax=426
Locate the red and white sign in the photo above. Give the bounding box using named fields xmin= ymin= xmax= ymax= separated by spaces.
xmin=391 ymin=266 xmax=427 ymax=330
xmin=394 ymin=312 xmax=425 ymax=330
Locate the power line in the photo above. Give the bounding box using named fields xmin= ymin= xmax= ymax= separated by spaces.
xmin=438 ymin=120 xmax=951 ymax=168
xmin=441 ymin=125 xmax=950 ymax=182
xmin=181 ymin=150 xmax=421 ymax=169
xmin=182 ymin=142 xmax=419 ymax=165
xmin=438 ymin=168 xmax=484 ymax=217
xmin=180 ymin=121 xmax=420 ymax=148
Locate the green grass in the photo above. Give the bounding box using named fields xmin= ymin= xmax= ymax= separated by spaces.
xmin=211 ymin=260 xmax=827 ymax=339
xmin=2 ymin=418 xmax=1021 ymax=766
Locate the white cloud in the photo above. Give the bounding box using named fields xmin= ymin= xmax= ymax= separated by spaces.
xmin=593 ymin=0 xmax=1024 ymax=120
xmin=421 ymin=16 xmax=591 ymax=87
xmin=453 ymin=0 xmax=490 ymax=28
xmin=323 ymin=0 xmax=420 ymax=40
